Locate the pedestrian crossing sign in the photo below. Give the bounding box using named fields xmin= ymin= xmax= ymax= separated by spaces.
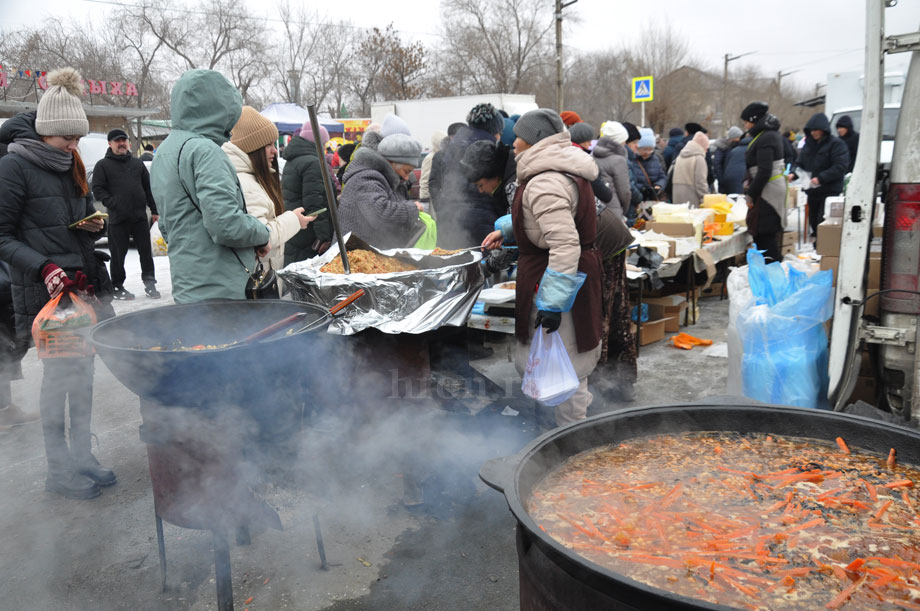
xmin=631 ymin=76 xmax=654 ymax=102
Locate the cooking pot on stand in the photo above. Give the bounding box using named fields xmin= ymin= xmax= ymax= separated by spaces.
xmin=91 ymin=300 xmax=338 ymax=611
xmin=479 ymin=398 xmax=920 ymax=610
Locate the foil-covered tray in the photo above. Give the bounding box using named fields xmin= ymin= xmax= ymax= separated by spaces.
xmin=278 ymin=234 xmax=484 ymax=335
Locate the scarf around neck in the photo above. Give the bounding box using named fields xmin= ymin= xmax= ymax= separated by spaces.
xmin=8 ymin=138 xmax=74 ymax=173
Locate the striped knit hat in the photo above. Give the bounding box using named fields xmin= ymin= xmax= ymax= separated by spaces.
xmin=230 ymin=106 xmax=279 ymax=154
xmin=36 ymin=68 xmax=88 ymax=137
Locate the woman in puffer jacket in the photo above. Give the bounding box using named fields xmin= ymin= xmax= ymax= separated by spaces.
xmin=0 ymin=69 xmax=116 ymax=500
xmin=221 ymin=108 xmax=313 ymax=284
xmin=592 ymin=121 xmax=633 ymax=219
xmin=482 ymin=109 xmax=603 ymax=428
xmin=671 ymin=131 xmax=711 ymax=206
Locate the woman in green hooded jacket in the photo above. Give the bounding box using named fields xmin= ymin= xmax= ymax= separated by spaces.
xmin=150 ymin=69 xmax=270 ymax=303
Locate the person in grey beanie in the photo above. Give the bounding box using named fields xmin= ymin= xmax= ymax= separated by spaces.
xmin=0 ymin=67 xmax=117 ymax=499
xmin=337 ymin=134 xmax=426 ymax=249
xmin=568 ymin=122 xmax=595 ymax=150
xmin=481 ymin=108 xmax=603 ymax=428
xmin=712 ymin=125 xmax=744 ymax=193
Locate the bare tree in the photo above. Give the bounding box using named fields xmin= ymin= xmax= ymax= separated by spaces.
xmin=563 ymin=49 xmax=635 ymax=128
xmin=137 ymin=0 xmax=260 ymax=71
xmin=437 ymin=0 xmax=554 ymax=94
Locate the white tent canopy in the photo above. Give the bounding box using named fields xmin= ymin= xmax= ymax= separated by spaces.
xmin=260 ymin=103 xmax=343 ymax=134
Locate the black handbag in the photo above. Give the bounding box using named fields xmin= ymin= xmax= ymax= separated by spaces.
xmin=244 ymin=258 xmax=279 ymax=300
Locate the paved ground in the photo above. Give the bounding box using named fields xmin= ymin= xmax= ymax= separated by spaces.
xmin=0 ymin=249 xmax=734 ymax=610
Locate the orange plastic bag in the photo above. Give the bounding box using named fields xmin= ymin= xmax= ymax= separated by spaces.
xmin=31 ymin=292 xmax=97 ymax=358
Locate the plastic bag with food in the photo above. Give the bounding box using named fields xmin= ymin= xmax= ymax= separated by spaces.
xmin=521 ymin=328 xmax=579 ymax=406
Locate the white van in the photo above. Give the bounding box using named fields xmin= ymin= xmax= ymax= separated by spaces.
xmin=829 ymin=0 xmax=920 ymax=423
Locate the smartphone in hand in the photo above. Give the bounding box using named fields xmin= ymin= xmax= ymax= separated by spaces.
xmin=68 ymin=211 xmax=108 ymax=229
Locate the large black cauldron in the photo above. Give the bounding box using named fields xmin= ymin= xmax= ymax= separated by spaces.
xmin=480 ymin=400 xmax=920 ymax=611
xmin=90 ymin=300 xmax=333 ymax=408
xmin=90 ymin=300 xmax=334 ymax=611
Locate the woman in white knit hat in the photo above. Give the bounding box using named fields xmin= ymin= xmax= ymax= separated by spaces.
xmin=0 ymin=67 xmax=118 ymax=499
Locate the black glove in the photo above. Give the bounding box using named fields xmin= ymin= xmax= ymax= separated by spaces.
xmin=484 ymin=249 xmax=515 ymax=274
xmin=535 ymin=310 xmax=561 ymax=333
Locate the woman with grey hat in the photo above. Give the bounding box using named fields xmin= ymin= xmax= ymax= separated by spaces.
xmin=337 ymin=133 xmax=426 ymax=250
xmin=481 ymin=109 xmax=603 ymax=428
xmin=0 ymin=68 xmax=117 ymax=499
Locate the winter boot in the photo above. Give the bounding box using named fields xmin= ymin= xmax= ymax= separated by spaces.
xmin=68 ymin=362 xmax=117 ymax=487
xmin=46 ymin=463 xmax=101 ymax=499
xmin=112 ymin=285 xmax=135 ymax=300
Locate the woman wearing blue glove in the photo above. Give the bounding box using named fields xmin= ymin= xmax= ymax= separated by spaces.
xmin=483 ymin=109 xmax=602 ymax=427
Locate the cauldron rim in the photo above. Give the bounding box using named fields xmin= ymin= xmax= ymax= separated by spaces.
xmin=89 ymin=300 xmax=331 ymax=353
xmin=485 ymin=400 xmax=920 ymax=610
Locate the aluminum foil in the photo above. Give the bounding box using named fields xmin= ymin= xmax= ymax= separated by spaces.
xmin=278 ymin=234 xmax=484 ymax=335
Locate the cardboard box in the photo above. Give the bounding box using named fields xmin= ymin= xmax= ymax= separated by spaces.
xmin=816 ymin=218 xmax=842 ymax=256
xmin=820 ymin=256 xmax=839 ymax=285
xmin=644 ymin=295 xmax=690 ymax=333
xmin=781 ymin=244 xmax=795 ymax=257
xmin=661 ymin=316 xmax=680 ymax=333
xmin=868 ymin=255 xmax=881 ymax=290
xmin=786 ymin=186 xmax=800 ymax=209
xmin=865 ymin=291 xmax=880 ymax=318
xmin=782 ymin=231 xmax=798 ymax=247
xmin=873 ymin=219 xmax=884 ymax=238
xmin=700 ymin=282 xmax=724 ymax=298
xmin=645 ymin=221 xmax=700 ymax=246
xmin=828 ymin=199 xmax=845 ymax=218
xmin=630 ymin=318 xmax=666 ymax=346
xmin=870 ymin=237 xmax=882 ymax=256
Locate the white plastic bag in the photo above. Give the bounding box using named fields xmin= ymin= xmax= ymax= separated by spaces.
xmin=150 ymin=221 xmax=167 ymax=256
xmin=521 ymin=329 xmax=579 ymax=406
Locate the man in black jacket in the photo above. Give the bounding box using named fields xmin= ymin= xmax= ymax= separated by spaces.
xmin=790 ymin=113 xmax=850 ymax=240
xmin=91 ymin=129 xmax=159 ymax=299
xmin=836 ymin=115 xmax=860 ymax=173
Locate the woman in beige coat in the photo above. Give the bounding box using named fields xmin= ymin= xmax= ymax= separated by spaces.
xmin=671 ymin=131 xmax=710 ymax=206
xmin=482 ymin=109 xmax=602 ymax=427
xmin=221 ymin=107 xmax=313 ymax=286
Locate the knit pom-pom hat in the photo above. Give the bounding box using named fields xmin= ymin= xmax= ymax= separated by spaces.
xmin=36 ymin=67 xmax=88 ymax=137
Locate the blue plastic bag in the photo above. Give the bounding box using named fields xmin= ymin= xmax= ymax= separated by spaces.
xmin=736 ymin=250 xmax=834 ymax=409
xmin=521 ymin=329 xmax=579 ymax=406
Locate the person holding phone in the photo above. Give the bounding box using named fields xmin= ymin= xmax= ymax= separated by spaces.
xmin=221 ymin=107 xmax=315 ymax=293
xmin=0 ymin=68 xmax=117 ymax=499
xmin=281 ymin=122 xmax=335 ymax=265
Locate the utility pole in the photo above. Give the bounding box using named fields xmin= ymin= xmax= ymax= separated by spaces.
xmin=776 ymin=69 xmax=799 ymax=93
xmin=721 ymin=51 xmax=756 ymax=136
xmin=554 ymin=0 xmax=578 ymax=112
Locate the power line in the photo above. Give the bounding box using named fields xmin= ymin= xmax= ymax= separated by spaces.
xmin=78 ymin=0 xmax=445 ymax=39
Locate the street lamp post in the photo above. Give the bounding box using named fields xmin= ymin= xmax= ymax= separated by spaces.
xmin=721 ymin=51 xmax=756 ymax=136
xmin=554 ymin=0 xmax=578 ymax=112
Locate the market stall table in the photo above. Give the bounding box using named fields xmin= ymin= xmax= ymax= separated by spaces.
xmin=627 ymin=228 xmax=751 ymax=349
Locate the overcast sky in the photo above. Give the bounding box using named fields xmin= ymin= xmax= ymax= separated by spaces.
xmin=1 ymin=0 xmax=918 ymax=92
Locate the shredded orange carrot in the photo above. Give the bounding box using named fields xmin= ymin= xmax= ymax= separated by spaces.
xmin=888 ymin=448 xmax=897 ymax=469
xmin=883 ymin=479 xmax=913 ymax=489
xmin=874 ymin=500 xmax=894 ymax=521
xmin=835 ymin=437 xmax=850 ymax=455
